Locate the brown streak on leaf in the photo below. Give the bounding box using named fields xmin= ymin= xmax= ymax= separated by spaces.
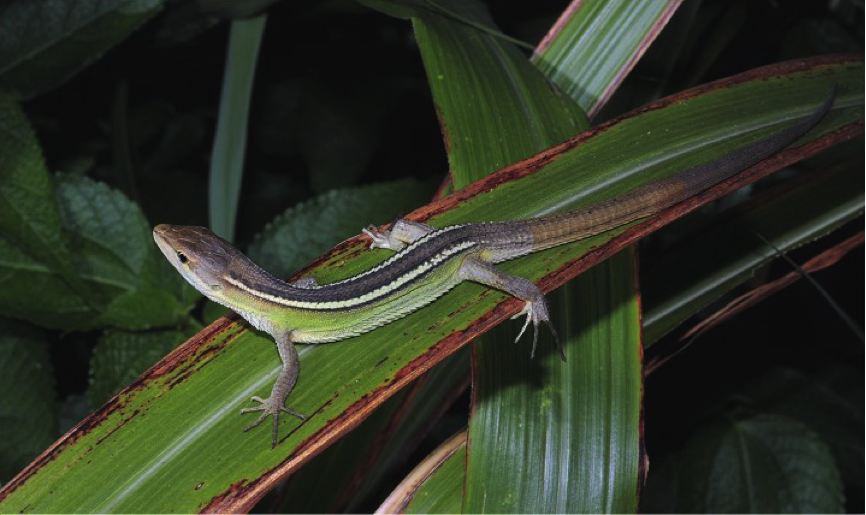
xmin=200 ymin=480 xmax=253 ymax=514
xmin=0 ymin=317 xmax=245 ymax=501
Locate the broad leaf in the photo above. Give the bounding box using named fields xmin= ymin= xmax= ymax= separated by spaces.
xmin=645 ymin=413 xmax=844 ymax=513
xmin=0 ymin=0 xmax=162 ymax=100
xmin=0 ymin=320 xmax=57 ymax=482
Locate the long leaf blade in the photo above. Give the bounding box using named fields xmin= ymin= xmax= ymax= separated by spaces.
xmin=532 ymin=0 xmax=682 ymax=117
xmin=0 ymin=59 xmax=859 ymax=514
xmin=208 ymin=15 xmax=266 ymax=241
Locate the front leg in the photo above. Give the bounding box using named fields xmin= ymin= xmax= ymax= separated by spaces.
xmin=459 ymin=257 xmax=565 ymax=361
xmin=362 ymin=219 xmax=436 ymax=251
xmin=240 ymin=333 xmax=306 ymax=447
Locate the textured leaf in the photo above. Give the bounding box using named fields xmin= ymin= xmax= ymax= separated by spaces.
xmin=67 ymin=174 xmax=193 ymax=328
xmin=55 ymin=174 xmax=152 ymax=290
xmin=0 ymin=172 xmax=196 ymax=330
xmin=0 ymin=95 xmax=82 ymax=296
xmin=645 ymin=413 xmax=844 ymax=513
xmin=0 ymin=320 xmax=57 ymax=483
xmin=53 ymin=174 xmax=197 ymax=328
xmin=0 ymin=0 xmax=163 ymax=100
xmin=741 ymin=366 xmax=864 ymax=492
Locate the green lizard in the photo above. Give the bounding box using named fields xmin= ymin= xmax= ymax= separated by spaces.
xmin=154 ymin=89 xmax=833 ymax=447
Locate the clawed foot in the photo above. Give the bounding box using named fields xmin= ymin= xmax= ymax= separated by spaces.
xmin=511 ymin=300 xmax=566 ymax=362
xmin=241 ymin=396 xmax=306 ymax=448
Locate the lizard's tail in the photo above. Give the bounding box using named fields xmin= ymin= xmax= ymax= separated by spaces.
xmin=527 ymin=86 xmax=836 ymax=251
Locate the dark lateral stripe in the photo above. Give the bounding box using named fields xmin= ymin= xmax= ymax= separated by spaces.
xmin=225 ymin=239 xmax=477 ymax=311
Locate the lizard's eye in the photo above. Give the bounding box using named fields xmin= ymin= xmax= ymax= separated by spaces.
xmin=176 ymin=251 xmax=189 ymax=264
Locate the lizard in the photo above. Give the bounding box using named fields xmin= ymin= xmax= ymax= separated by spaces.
xmin=153 ymin=88 xmax=834 ymax=446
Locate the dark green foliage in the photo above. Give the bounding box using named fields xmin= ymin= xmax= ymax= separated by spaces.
xmin=0 ymin=320 xmax=58 ymax=481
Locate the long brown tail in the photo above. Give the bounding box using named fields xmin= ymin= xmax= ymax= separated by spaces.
xmin=528 ymin=86 xmax=836 ymax=250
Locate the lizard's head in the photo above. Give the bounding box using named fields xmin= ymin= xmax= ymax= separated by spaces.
xmin=153 ymin=224 xmax=241 ymax=303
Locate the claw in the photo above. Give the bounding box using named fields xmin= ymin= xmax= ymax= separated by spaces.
xmin=241 ymin=396 xmax=306 ymax=448
xmin=511 ymin=301 xmax=566 ymax=362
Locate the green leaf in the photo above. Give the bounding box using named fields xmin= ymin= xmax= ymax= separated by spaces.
xmin=0 ymin=171 xmax=196 ymax=330
xmin=645 ymin=413 xmax=844 ymax=513
xmin=0 ymin=95 xmax=82 ymax=294
xmin=0 ymin=0 xmax=163 ymax=100
xmin=248 ymin=179 xmax=435 ymax=279
xmin=532 ymin=0 xmax=681 ymax=117
xmin=56 ymin=174 xmax=195 ymax=329
xmin=363 ymin=0 xmax=589 ymax=178
xmin=0 ymin=319 xmax=57 ymax=483
xmin=209 ymin=14 xmax=266 ymax=241
xmin=467 ymin=252 xmax=642 ymax=514
xmin=741 ymin=366 xmax=863 ymax=492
